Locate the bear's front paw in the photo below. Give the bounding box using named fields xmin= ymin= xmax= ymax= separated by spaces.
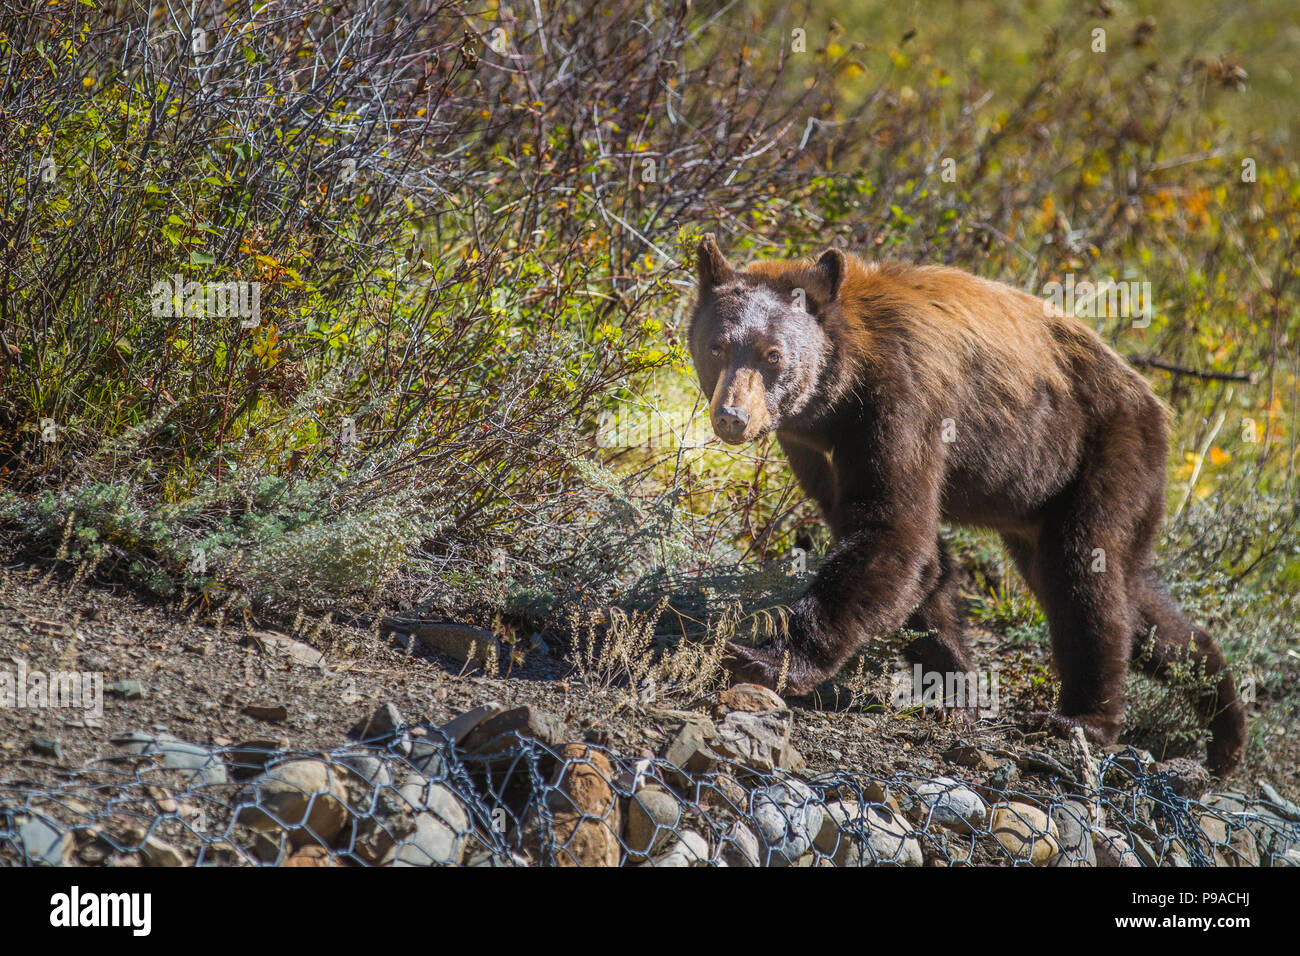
xmin=721 ymin=642 xmax=823 ymax=696
xmin=721 ymin=642 xmax=783 ymax=690
xmin=1023 ymin=710 xmax=1113 ymax=746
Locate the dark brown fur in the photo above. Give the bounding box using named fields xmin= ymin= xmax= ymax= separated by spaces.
xmin=689 ymin=235 xmax=1246 ymax=775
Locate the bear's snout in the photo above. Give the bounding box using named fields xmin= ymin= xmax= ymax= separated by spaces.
xmin=713 ymin=405 xmax=750 ymax=443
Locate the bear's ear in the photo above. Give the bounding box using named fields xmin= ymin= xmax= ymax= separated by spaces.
xmin=814 ymin=248 xmax=846 ymax=300
xmin=697 ymin=233 xmax=733 ymax=288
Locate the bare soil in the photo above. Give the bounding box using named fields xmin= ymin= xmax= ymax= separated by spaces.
xmin=1 ymin=562 xmax=1294 ymax=802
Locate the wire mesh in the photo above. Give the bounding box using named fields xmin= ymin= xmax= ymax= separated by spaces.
xmin=2 ymin=715 xmax=1296 ymax=867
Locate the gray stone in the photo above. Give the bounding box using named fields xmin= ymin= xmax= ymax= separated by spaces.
xmin=237 ymin=758 xmax=351 ymax=848
xmin=407 ymin=622 xmax=501 ymax=667
xmin=1259 ymin=781 xmax=1300 ymax=823
xmin=624 ymin=785 xmax=681 ymax=862
xmin=436 ymin=701 xmax=505 ymax=746
xmin=710 ymin=710 xmax=792 ymax=773
xmin=350 ymin=785 xmax=418 ymax=865
xmin=111 ymin=731 xmax=228 ymax=785
xmin=107 ymin=679 xmax=144 ymax=698
xmin=660 ymin=715 xmax=719 ymax=785
xmin=720 ymin=821 xmax=761 ymax=867
xmin=348 ymin=702 xmax=406 ymax=744
xmin=816 ymin=801 xmax=922 ymax=866
xmin=31 ymin=737 xmax=63 ymax=761
xmin=1094 ymin=827 xmax=1144 ymax=867
xmin=647 ymin=830 xmax=710 ymax=867
xmin=914 ymin=776 xmax=987 ymax=833
xmin=391 ymin=774 xmax=470 ymax=866
xmin=752 ymin=779 xmax=824 ymax=866
xmin=1153 ymin=758 xmax=1210 ymax=799
xmin=1049 ymin=800 xmax=1097 ymax=867
xmin=17 ymin=815 xmax=72 ymax=866
xmin=249 ymin=631 xmax=325 ymax=667
xmin=461 ymin=706 xmax=563 ymax=756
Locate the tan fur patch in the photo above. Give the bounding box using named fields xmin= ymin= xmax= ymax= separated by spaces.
xmin=748 ymin=254 xmax=1149 ymax=411
xmin=711 ymin=367 xmax=770 ymax=440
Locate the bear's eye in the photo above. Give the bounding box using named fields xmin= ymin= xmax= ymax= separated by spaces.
xmin=765 ymin=349 xmax=782 ymax=367
xmin=709 ymin=342 xmax=723 ymax=357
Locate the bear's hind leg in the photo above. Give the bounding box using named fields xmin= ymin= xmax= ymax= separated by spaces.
xmin=1008 ymin=514 xmax=1133 ymax=747
xmin=1131 ymin=572 xmax=1246 ymax=775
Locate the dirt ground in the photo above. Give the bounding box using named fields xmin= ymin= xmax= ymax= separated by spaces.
xmin=0 ymin=561 xmax=1295 ymax=802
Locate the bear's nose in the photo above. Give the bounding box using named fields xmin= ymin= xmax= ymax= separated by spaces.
xmin=713 ymin=405 xmax=750 ymax=442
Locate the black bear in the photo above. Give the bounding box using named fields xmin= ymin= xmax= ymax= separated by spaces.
xmin=688 ymin=234 xmax=1246 ymax=774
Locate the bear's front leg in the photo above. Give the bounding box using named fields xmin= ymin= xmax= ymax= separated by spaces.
xmin=721 ymin=518 xmax=940 ymax=696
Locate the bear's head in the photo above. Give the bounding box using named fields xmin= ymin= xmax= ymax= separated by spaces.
xmin=689 ymin=234 xmax=842 ymax=444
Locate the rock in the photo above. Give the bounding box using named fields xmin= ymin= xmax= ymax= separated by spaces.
xmin=242 ymin=703 xmax=289 ymax=722
xmin=111 ymin=731 xmax=228 ymax=785
xmin=392 ymin=776 xmax=470 ymax=866
xmin=719 ymin=683 xmax=786 ymax=714
xmin=700 ymin=773 xmax=747 ymax=812
xmin=405 ymin=737 xmax=452 ymax=780
xmin=720 ymin=821 xmax=761 ymax=867
xmin=1259 ymin=781 xmax=1300 ymax=823
xmin=1153 ymin=758 xmax=1210 ymax=799
xmin=1226 ymin=822 xmax=1261 ymax=867
xmin=942 ymin=743 xmax=1000 ymax=772
xmin=467 ymin=848 xmax=530 ymax=867
xmin=17 ymin=815 xmax=73 ymax=866
xmin=1100 ymin=745 xmax=1154 ymax=780
xmin=1128 ymin=830 xmax=1160 ymax=867
xmin=1094 ymin=827 xmax=1143 ymax=867
xmin=348 ymin=702 xmax=406 ymax=744
xmin=660 ymin=714 xmax=719 ymax=781
xmin=225 ymin=738 xmax=291 ymax=781
xmin=249 ymin=631 xmax=325 ymax=667
xmin=817 ymin=801 xmax=922 ymax=866
xmin=752 ymin=780 xmax=824 ymax=866
xmin=710 ymin=710 xmax=793 ymax=773
xmin=1277 ymin=849 xmax=1300 ymax=867
xmin=624 ymin=785 xmax=681 ymax=862
xmin=107 ymin=679 xmax=144 ymax=698
xmin=435 ymin=701 xmax=505 ymax=746
xmin=407 ymin=622 xmax=501 ymax=667
xmin=30 ymin=737 xmax=63 ymax=761
xmin=237 ymin=758 xmax=350 ymax=848
xmin=139 ymin=835 xmax=186 ymax=867
xmin=981 ymin=759 xmax=1020 ymax=797
xmin=914 ymin=777 xmax=988 ymax=833
xmin=648 ymin=830 xmax=710 ymax=867
xmin=990 ymin=802 xmax=1061 ymax=865
xmin=1048 ymin=800 xmax=1097 ymax=867
xmin=340 ymin=753 xmax=394 ymax=791
xmin=1202 ymin=790 xmax=1251 ymax=814
xmin=284 ymin=845 xmax=336 ymax=866
xmin=546 ymin=744 xmax=621 ymax=867
xmin=348 ymin=783 xmax=418 ymax=866
xmin=461 ymin=706 xmax=563 ymax=756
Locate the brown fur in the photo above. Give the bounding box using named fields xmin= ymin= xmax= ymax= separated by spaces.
xmin=689 ymin=236 xmax=1246 ymax=775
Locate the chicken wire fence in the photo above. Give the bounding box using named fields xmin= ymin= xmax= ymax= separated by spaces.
xmin=2 ymin=720 xmax=1297 ymax=868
